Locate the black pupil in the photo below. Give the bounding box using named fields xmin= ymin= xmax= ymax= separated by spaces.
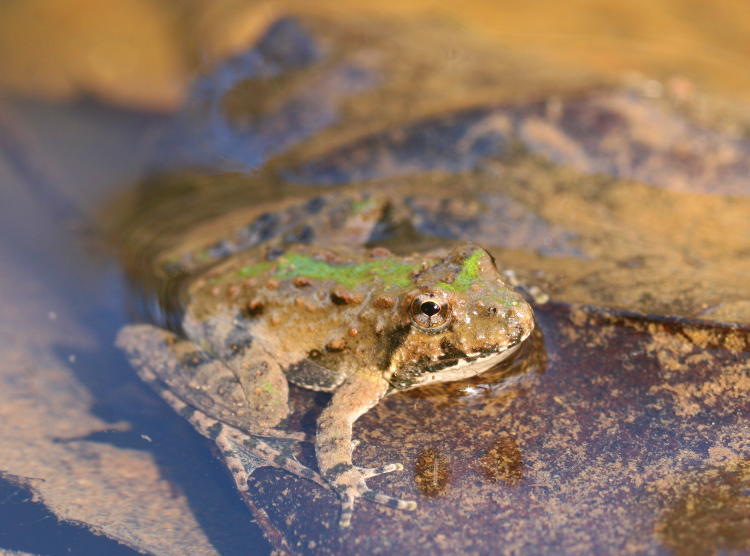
xmin=420 ymin=301 xmax=441 ymax=316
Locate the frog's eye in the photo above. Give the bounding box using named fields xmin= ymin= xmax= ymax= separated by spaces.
xmin=410 ymin=294 xmax=450 ymax=330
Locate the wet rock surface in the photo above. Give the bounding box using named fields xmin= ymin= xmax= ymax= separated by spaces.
xmin=0 ymin=254 xmax=229 ymax=556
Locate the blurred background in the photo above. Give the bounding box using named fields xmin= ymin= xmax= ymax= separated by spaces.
xmin=2 ymin=0 xmax=750 ymax=110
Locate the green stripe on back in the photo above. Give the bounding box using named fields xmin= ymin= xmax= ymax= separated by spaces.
xmin=437 ymin=249 xmax=484 ymax=292
xmin=237 ymin=253 xmax=424 ymax=290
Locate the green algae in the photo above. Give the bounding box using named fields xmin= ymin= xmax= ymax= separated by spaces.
xmin=261 ymin=381 xmax=277 ymax=393
xmin=194 ymin=249 xmax=213 ymax=263
xmin=232 ymin=250 xmax=493 ymax=292
xmin=274 ymin=253 xmax=419 ymax=289
xmin=350 ymin=198 xmax=376 ymax=215
xmin=236 ymin=261 xmax=273 ymax=278
xmin=485 ymin=292 xmax=520 ymax=308
xmin=438 ymin=249 xmax=484 ymax=292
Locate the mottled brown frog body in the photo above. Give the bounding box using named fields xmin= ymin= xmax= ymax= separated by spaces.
xmin=117 ymin=242 xmax=533 ymax=527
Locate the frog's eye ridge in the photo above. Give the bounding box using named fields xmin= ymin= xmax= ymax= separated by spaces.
xmin=410 ymin=294 xmax=450 ymax=330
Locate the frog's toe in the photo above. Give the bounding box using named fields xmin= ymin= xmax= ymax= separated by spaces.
xmin=339 ymin=494 xmax=356 ymax=528
xmin=362 ymin=462 xmax=403 ymax=478
xmin=362 ymin=490 xmax=417 ymax=510
xmin=330 ymin=464 xmax=416 ymax=527
xmin=338 ymin=489 xmax=417 ymax=528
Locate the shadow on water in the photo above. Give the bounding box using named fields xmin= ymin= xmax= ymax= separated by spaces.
xmin=50 ymin=319 xmax=273 ymax=555
xmin=0 ymin=475 xmax=138 ymax=556
xmin=0 ymin=103 xmax=274 ymax=553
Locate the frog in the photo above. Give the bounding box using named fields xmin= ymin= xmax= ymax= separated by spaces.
xmin=116 ymin=239 xmax=535 ymax=528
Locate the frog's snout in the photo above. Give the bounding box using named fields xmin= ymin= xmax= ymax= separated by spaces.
xmin=505 ymin=300 xmax=535 ymax=346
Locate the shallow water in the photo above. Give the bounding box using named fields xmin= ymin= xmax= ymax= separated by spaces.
xmin=0 ymin=5 xmax=749 ymax=556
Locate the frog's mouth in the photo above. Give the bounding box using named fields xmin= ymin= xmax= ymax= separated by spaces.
xmin=426 ymin=341 xmax=522 ymax=374
xmin=389 ymin=340 xmax=524 ymax=391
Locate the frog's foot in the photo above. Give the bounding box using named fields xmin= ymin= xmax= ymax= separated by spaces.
xmin=220 ymin=426 xmax=326 ymax=489
xmin=153 ymin=386 xmax=324 ymax=489
xmin=327 ymin=463 xmax=417 ymax=527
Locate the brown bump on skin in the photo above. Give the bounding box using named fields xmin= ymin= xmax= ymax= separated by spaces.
xmin=471 ymin=283 xmax=483 ymax=292
xmin=270 ymin=314 xmax=281 ymax=325
xmin=479 ymin=433 xmax=524 ymax=485
xmin=227 ymin=284 xmax=240 ymax=298
xmin=246 ymin=299 xmax=264 ymax=317
xmin=293 ymin=276 xmax=312 ymax=288
xmin=414 ymin=446 xmax=450 ymax=496
xmin=211 ymin=285 xmax=222 ymax=296
xmin=374 ymin=295 xmax=396 ymax=309
xmin=370 ymin=246 xmax=393 ymax=258
xmin=254 ymin=387 xmax=262 ymax=395
xmin=243 ymin=278 xmax=257 ymax=289
xmin=266 ymin=279 xmax=279 ymax=290
xmin=326 ymin=338 xmax=346 ymax=351
xmin=348 ymin=327 xmax=359 ymax=337
xmin=295 ymin=297 xmax=307 ymax=309
xmin=331 ymin=287 xmax=364 ymax=305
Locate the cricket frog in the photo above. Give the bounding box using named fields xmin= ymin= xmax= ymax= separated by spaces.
xmin=117 ymin=240 xmax=534 ymax=527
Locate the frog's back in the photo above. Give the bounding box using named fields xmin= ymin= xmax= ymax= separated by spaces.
xmin=185 ymin=244 xmax=427 ymax=380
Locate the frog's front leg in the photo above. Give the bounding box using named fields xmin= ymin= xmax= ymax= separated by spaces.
xmin=317 ymin=370 xmax=417 ymax=527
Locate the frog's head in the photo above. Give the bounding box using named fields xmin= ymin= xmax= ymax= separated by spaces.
xmin=386 ymin=245 xmax=534 ymax=391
